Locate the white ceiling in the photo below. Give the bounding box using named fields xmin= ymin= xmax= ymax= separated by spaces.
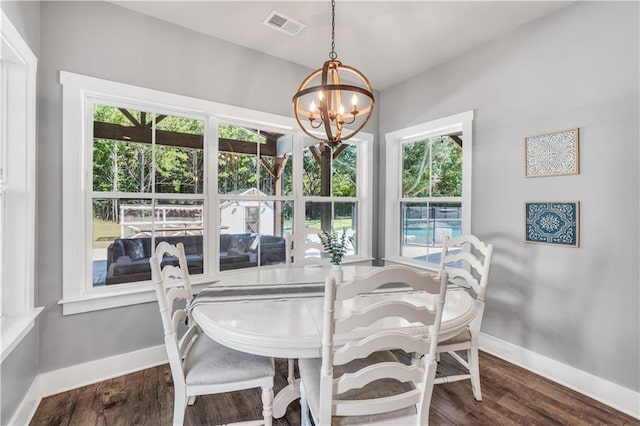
xmin=111 ymin=1 xmax=571 ymax=90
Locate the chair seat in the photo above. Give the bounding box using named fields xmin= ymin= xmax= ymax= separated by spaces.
xmin=440 ymin=328 xmax=471 ymax=346
xmin=184 ymin=334 xmax=274 ymax=386
xmin=299 ymin=351 xmax=417 ymax=426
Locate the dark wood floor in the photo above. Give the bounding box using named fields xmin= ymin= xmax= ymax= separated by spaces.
xmin=31 ymin=351 xmax=638 ymax=426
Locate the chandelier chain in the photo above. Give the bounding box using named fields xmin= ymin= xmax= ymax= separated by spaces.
xmin=329 ymin=0 xmax=337 ymax=60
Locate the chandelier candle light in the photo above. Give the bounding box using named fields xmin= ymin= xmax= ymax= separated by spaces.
xmin=292 ymin=0 xmax=374 ymax=146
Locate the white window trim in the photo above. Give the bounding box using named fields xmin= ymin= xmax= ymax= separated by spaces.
xmin=383 ymin=110 xmax=473 ymax=267
xmin=60 ymin=71 xmax=373 ymax=315
xmin=0 ymin=10 xmax=43 ymax=362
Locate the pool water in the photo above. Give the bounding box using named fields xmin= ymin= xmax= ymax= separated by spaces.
xmin=403 ymin=226 xmax=462 ymax=245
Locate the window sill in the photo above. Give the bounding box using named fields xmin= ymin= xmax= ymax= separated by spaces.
xmin=1 ymin=307 xmax=44 ymax=363
xmin=58 ymin=278 xmax=216 ymax=315
xmin=382 ymin=256 xmax=439 ymax=272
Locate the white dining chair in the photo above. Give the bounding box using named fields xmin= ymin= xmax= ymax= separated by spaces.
xmin=285 ymin=228 xmax=331 ymax=268
xmin=151 ymin=241 xmax=275 ymax=426
xmin=435 ymin=234 xmax=494 ymax=401
xmin=283 ymin=228 xmax=331 ymax=393
xmin=299 ymin=265 xmax=448 ymax=426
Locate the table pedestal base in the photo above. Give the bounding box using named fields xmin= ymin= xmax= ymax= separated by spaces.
xmin=272 ymin=379 xmax=301 ymax=418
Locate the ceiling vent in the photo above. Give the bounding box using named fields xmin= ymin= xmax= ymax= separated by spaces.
xmin=263 ymin=10 xmax=306 ymax=37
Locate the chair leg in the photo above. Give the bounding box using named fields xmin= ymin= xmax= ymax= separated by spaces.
xmin=468 ymin=347 xmax=482 ymax=401
xmin=261 ymin=385 xmax=274 ymax=426
xmin=187 ymin=395 xmax=196 ymax=406
xmin=173 ymin=388 xmax=187 ymax=426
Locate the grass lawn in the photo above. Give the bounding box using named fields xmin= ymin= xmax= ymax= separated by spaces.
xmin=93 ymin=218 xmax=120 ymax=248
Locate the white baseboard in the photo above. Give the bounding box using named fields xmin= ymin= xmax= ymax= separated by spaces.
xmin=480 ymin=332 xmax=640 ymax=419
xmin=38 ymin=344 xmax=167 ymax=397
xmin=8 ymin=376 xmax=42 ymax=426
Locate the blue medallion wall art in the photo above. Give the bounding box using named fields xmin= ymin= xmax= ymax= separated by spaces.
xmin=525 ymin=202 xmax=579 ymax=247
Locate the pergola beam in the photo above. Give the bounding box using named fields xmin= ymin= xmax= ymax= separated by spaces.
xmin=93 ymin=121 xmax=277 ymax=156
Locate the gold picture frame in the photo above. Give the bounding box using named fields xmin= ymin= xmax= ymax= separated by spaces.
xmin=525 ymin=128 xmax=579 ymax=177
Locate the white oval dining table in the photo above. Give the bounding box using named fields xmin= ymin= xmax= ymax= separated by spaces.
xmin=190 ymin=265 xmax=477 ymax=418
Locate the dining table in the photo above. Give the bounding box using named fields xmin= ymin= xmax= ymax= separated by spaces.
xmin=190 ymin=265 xmax=476 ymax=418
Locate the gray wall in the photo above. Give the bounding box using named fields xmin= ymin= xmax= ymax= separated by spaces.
xmin=37 ymin=1 xmax=379 ymax=373
xmin=0 ymin=2 xmax=40 ymax=424
xmin=379 ymin=1 xmax=639 ymax=391
xmin=1 ymin=328 xmax=39 ymax=426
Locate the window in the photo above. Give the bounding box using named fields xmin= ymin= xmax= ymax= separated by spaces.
xmin=384 ymin=111 xmax=473 ymax=268
xmin=60 ymin=71 xmax=373 ymax=314
xmin=0 ymin=10 xmax=42 ymax=361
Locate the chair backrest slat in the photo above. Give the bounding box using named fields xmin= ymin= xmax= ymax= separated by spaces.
xmin=335 ymin=301 xmax=433 ymax=334
xmin=286 ymin=228 xmax=331 ymax=268
xmin=333 ymin=332 xmax=430 ymax=366
xmin=333 ymin=389 xmax=422 ymax=417
xmin=336 ymin=266 xmax=440 ymax=300
xmin=334 ymin=362 xmax=423 ymax=394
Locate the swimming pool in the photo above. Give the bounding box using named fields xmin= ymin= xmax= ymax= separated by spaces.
xmin=402 ymin=224 xmax=462 ymax=245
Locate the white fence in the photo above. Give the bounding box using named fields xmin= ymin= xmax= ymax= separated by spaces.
xmin=119 ymin=204 xmax=203 ymax=238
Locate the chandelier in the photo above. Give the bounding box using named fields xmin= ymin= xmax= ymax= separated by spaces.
xmin=292 ymin=0 xmax=374 ymax=146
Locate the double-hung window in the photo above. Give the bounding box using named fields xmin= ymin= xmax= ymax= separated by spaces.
xmin=60 ymin=71 xmax=372 ymax=314
xmin=384 ymin=111 xmax=473 ymax=268
xmin=0 ymin=10 xmax=41 ymax=361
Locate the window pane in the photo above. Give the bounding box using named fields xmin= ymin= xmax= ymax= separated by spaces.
xmin=219 ymin=199 xmax=291 ymax=271
xmin=219 ymin=199 xmax=258 ymax=271
xmin=304 ymin=201 xmax=332 ymax=231
xmin=257 ymin=142 xmax=293 ymax=197
xmin=93 ymin=198 xmax=152 ymax=287
xmin=302 ymin=142 xmax=323 ymax=196
xmin=402 ymin=139 xmax=430 ymax=198
xmin=93 ymin=105 xmax=153 ymax=192
xmin=334 ymin=202 xmax=357 ymax=256
xmin=277 ymin=135 xmax=294 ymax=197
xmin=304 ymin=201 xmax=357 ymax=256
xmin=153 ymin=199 xmax=204 ymax=237
xmin=332 ymin=144 xmax=357 ymax=197
xmin=153 ymin=200 xmax=204 ymax=277
xmin=93 ymin=199 xmax=204 ymax=287
xmin=218 ymin=152 xmax=258 ymax=195
xmin=257 ymin=201 xmax=291 ymax=267
xmin=400 ymin=202 xmax=462 ymax=263
xmin=302 ymin=141 xmax=356 ymax=197
xmin=154 ymin=115 xmax=204 ymax=194
xmin=431 ymin=136 xmax=462 ymax=197
xmin=218 ymin=124 xmax=262 ymax=195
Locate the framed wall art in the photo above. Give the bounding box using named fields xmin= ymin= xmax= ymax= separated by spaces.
xmin=525 ymin=202 xmax=579 ymax=247
xmin=525 ymin=128 xmax=579 ymax=177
